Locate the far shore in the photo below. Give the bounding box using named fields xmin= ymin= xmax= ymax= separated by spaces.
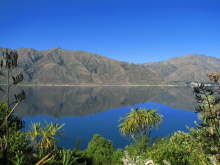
xmin=0 ymin=83 xmax=187 ymax=87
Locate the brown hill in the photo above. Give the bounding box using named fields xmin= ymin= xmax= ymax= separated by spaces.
xmin=11 ymin=48 xmax=163 ymax=84
xmin=144 ymin=54 xmax=220 ymax=82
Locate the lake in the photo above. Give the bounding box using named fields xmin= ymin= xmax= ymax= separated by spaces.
xmin=15 ymin=86 xmax=198 ymax=149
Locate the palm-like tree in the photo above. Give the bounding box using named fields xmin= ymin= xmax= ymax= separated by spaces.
xmin=119 ymin=108 xmax=162 ymax=140
xmin=39 ymin=123 xmax=64 ymax=151
xmin=29 ymin=122 xmax=64 ymax=152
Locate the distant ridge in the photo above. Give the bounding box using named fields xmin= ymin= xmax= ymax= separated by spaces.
xmin=0 ymin=48 xmax=219 ymax=84
xmin=145 ymin=54 xmax=220 ymax=82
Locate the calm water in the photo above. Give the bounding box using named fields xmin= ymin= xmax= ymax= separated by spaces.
xmin=15 ymin=86 xmax=198 ymax=149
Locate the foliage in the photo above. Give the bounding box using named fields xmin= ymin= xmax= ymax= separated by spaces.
xmin=59 ymin=149 xmax=74 ymax=165
xmin=6 ymin=131 xmax=29 ymax=154
xmin=28 ymin=122 xmax=64 ymax=154
xmin=0 ymin=104 xmax=25 ymax=164
xmin=58 ymin=149 xmax=92 ymax=165
xmin=11 ymin=151 xmax=26 ymax=165
xmin=111 ymin=149 xmax=123 ymax=165
xmin=147 ymin=131 xmax=211 ymax=165
xmin=0 ymin=130 xmax=31 ymax=165
xmin=0 ymin=103 xmax=23 ymax=136
xmin=125 ymin=136 xmax=148 ymax=158
xmin=85 ymin=134 xmax=120 ymax=165
xmin=0 ymin=49 xmax=25 ymax=164
xmin=119 ymin=108 xmax=162 ymax=141
xmin=189 ymin=127 xmax=219 ymax=164
xmin=193 ymin=72 xmax=220 ymax=160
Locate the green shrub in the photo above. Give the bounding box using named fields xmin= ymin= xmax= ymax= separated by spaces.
xmin=85 ymin=134 xmax=115 ymax=165
xmin=147 ymin=131 xmax=211 ymax=165
xmin=189 ymin=127 xmax=220 ymax=164
xmin=111 ymin=149 xmax=123 ymax=165
xmin=125 ymin=136 xmax=148 ymax=158
xmin=7 ymin=131 xmax=30 ymax=154
xmin=0 ymin=130 xmax=30 ymax=165
xmin=0 ymin=103 xmax=23 ymax=136
xmin=58 ymin=149 xmax=91 ymax=165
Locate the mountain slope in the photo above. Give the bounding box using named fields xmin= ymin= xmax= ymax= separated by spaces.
xmin=144 ymin=54 xmax=220 ymax=82
xmin=0 ymin=48 xmax=163 ymax=84
xmin=1 ymin=48 xmax=219 ymax=84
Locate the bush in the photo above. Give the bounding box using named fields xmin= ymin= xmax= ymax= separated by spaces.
xmin=0 ymin=103 xmax=23 ymax=137
xmin=147 ymin=131 xmax=211 ymax=165
xmin=0 ymin=130 xmax=31 ymax=165
xmin=85 ymin=134 xmax=117 ymax=165
xmin=111 ymin=149 xmax=123 ymax=165
xmin=58 ymin=149 xmax=92 ymax=165
xmin=125 ymin=136 xmax=148 ymax=158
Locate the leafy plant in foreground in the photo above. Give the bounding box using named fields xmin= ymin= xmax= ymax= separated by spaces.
xmin=28 ymin=122 xmax=64 ymax=154
xmin=193 ymin=72 xmax=220 ymax=161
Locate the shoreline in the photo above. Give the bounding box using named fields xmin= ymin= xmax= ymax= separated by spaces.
xmin=0 ymin=83 xmax=187 ymax=87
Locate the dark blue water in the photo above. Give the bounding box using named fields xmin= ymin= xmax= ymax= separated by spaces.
xmin=22 ymin=101 xmax=197 ymax=149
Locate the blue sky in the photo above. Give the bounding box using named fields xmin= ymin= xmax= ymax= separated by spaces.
xmin=0 ymin=0 xmax=220 ymax=63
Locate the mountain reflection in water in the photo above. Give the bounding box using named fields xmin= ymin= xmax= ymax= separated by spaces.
xmin=16 ymin=86 xmax=196 ymax=117
xmin=15 ymin=86 xmax=197 ymax=149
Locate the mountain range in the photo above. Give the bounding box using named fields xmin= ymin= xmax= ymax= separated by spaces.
xmin=0 ymin=48 xmax=220 ymax=84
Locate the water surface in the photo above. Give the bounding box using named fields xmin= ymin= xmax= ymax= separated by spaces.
xmin=15 ymin=86 xmax=198 ymax=149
